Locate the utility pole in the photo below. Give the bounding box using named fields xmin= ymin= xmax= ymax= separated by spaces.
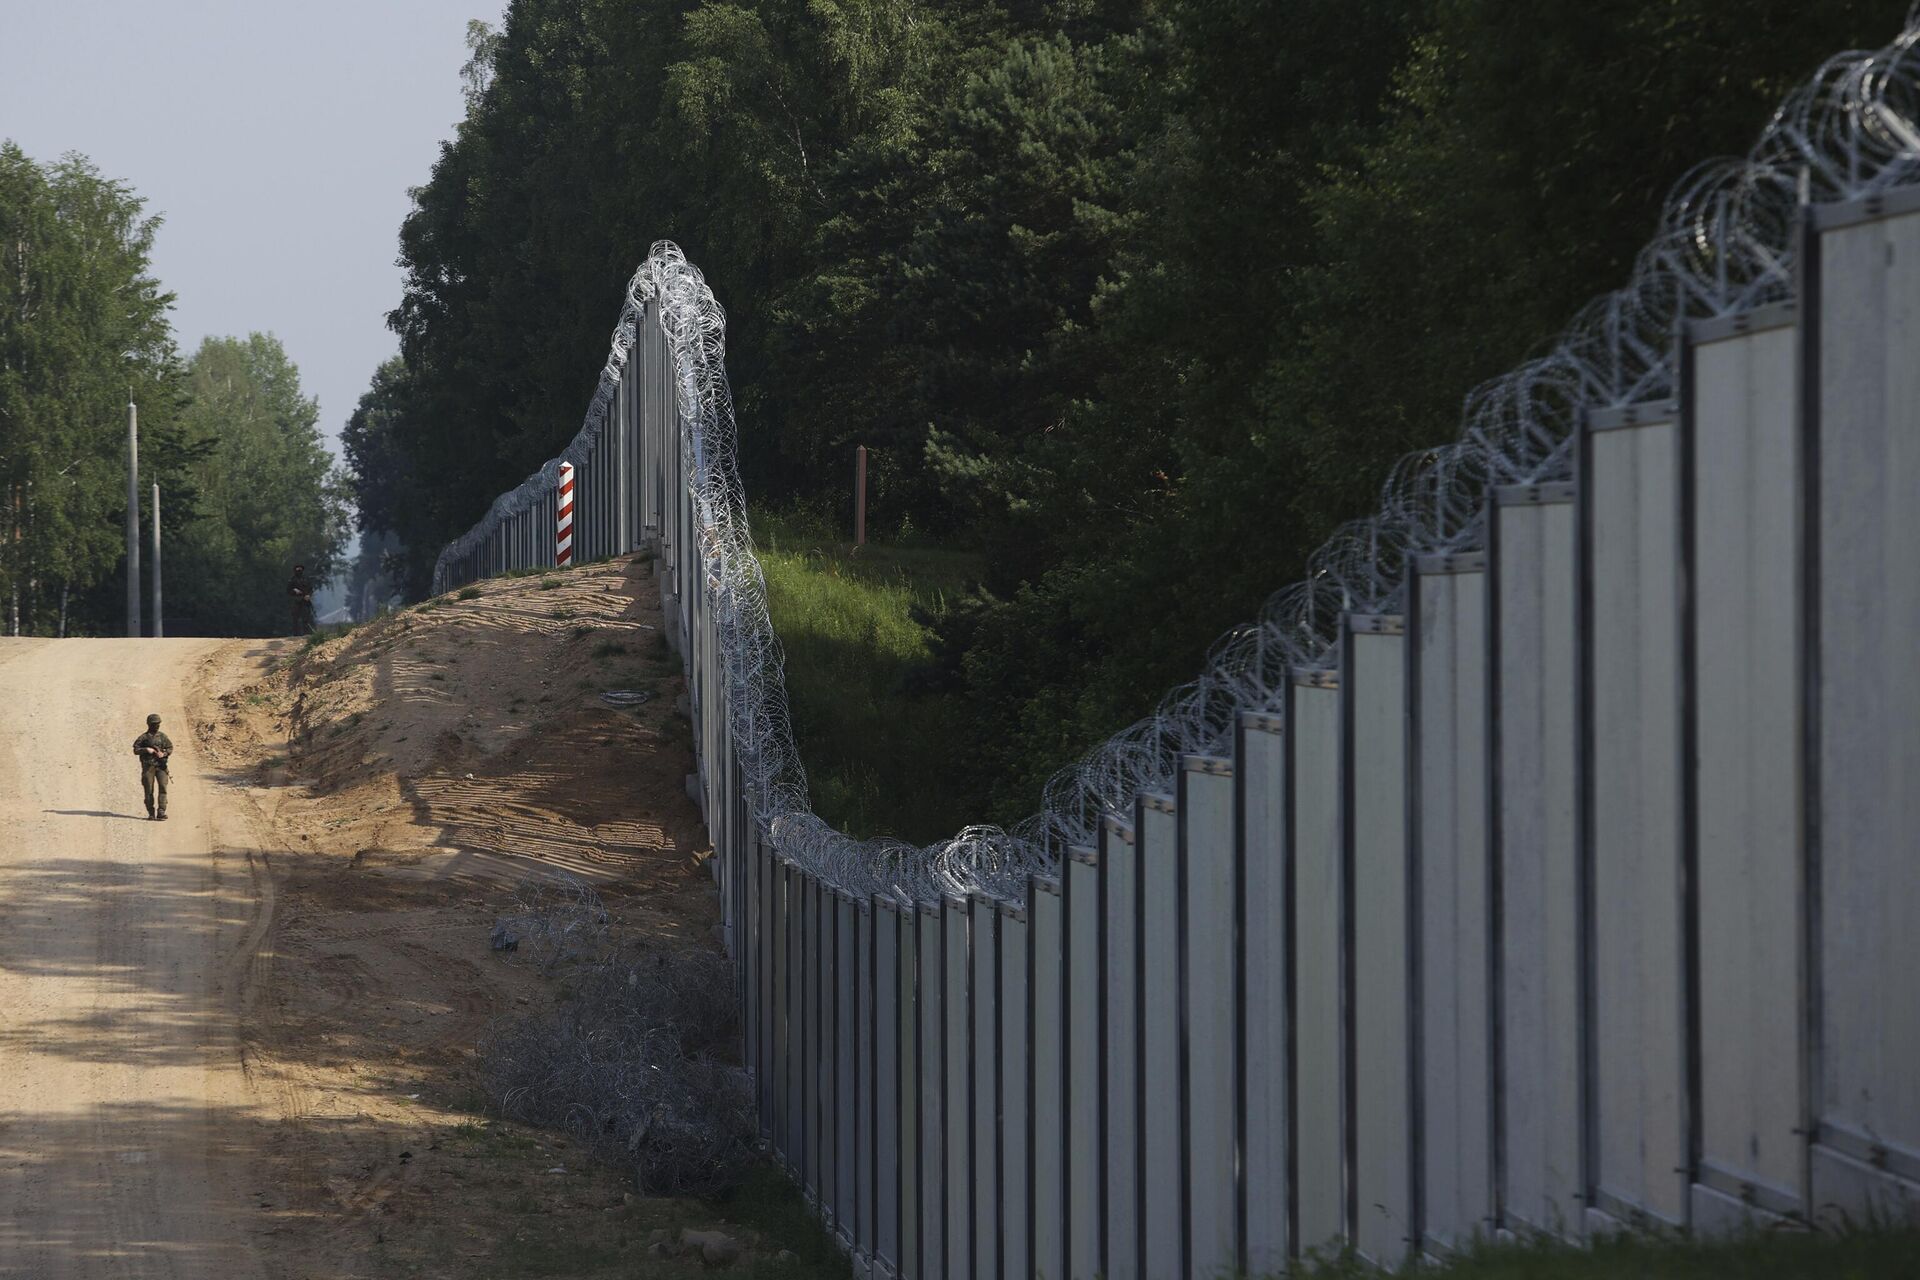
xmin=126 ymin=398 xmax=141 ymax=637
xmin=151 ymin=483 xmax=163 ymax=638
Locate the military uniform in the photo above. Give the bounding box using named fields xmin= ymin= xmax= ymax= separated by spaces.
xmin=288 ymin=568 xmax=314 ymax=633
xmin=133 ymin=719 xmax=172 ymax=820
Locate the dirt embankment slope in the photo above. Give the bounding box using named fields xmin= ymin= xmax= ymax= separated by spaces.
xmin=194 ymin=556 xmax=818 ymax=1278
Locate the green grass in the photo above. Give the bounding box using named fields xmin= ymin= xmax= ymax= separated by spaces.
xmin=458 ymin=586 xmax=483 ymax=600
xmin=1288 ymin=1225 xmax=1920 ymax=1279
xmin=753 ymin=510 xmax=982 ymax=842
xmin=716 ymin=1162 xmax=855 ymax=1277
xmin=301 ymin=621 xmax=358 ymax=650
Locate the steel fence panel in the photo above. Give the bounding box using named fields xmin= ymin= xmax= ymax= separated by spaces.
xmin=1810 ymin=204 xmax=1920 ymax=1216
xmin=1066 ymin=850 xmax=1101 ymax=1280
xmin=776 ymin=862 xmax=796 ymax=1162
xmin=1290 ymin=673 xmax=1346 ymax=1255
xmin=1128 ymin=794 xmax=1175 ymax=1274
xmin=900 ymin=903 xmax=922 ymax=1278
xmin=1138 ymin=793 xmax=1182 ymax=1280
xmin=875 ymin=899 xmax=903 ymax=1274
xmin=918 ymin=902 xmax=946 ymax=1280
xmin=1585 ymin=404 xmax=1687 ymax=1228
xmin=1238 ymin=715 xmax=1290 ymax=1273
xmin=1031 ymin=875 xmax=1068 ymax=1280
xmin=1491 ymin=488 xmax=1583 ymax=1235
xmin=804 ymin=876 xmax=823 ymax=1200
xmin=1101 ymin=814 xmax=1139 ymax=1280
xmin=818 ymin=883 xmax=838 ymax=1223
xmin=998 ymin=900 xmax=1030 ymax=1280
xmin=838 ymin=893 xmax=859 ymax=1241
xmin=971 ymin=897 xmax=1000 ymax=1280
xmin=944 ymin=897 xmax=971 ymax=1280
xmin=1688 ymin=312 xmax=1806 ymax=1226
xmin=1348 ymin=621 xmax=1415 ymax=1265
xmin=756 ymin=836 xmax=773 ymax=1137
xmin=1412 ymin=561 xmax=1494 ymax=1251
xmin=857 ymin=897 xmax=877 ymax=1262
xmin=1180 ymin=756 xmax=1237 ymax=1280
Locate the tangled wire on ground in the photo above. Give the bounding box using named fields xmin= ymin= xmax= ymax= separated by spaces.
xmin=489 ymin=874 xmax=612 ymax=975
xmin=435 ymin=14 xmax=1920 ymax=912
xmin=483 ymin=877 xmax=755 ymax=1196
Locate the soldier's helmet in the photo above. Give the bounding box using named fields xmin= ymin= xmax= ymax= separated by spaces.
xmin=146 ymin=714 xmax=162 ymax=727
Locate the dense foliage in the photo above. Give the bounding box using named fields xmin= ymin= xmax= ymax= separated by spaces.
xmin=166 ymin=335 xmax=353 ymax=635
xmin=0 ymin=143 xmax=348 ymax=637
xmin=355 ymin=0 xmax=1906 ymax=826
xmin=0 ymin=144 xmax=188 ymax=635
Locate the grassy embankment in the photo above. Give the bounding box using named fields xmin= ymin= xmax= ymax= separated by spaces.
xmin=752 ymin=512 xmax=981 ymax=843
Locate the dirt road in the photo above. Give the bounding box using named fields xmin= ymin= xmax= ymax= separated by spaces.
xmin=0 ymin=638 xmax=268 ymax=1279
xmin=0 ymin=565 xmax=808 ymax=1279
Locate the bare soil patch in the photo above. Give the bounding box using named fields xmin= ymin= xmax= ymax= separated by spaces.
xmin=192 ymin=556 xmax=836 ymax=1278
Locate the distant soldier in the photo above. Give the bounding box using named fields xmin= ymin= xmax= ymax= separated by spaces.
xmin=133 ymin=713 xmax=172 ymax=821
xmin=288 ymin=563 xmax=315 ymax=634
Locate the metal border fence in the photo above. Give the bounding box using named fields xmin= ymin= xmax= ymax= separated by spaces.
xmin=433 ymin=18 xmax=1920 ymax=1277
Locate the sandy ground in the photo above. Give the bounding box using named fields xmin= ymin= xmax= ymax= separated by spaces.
xmin=0 ymin=636 xmax=267 ymax=1277
xmin=0 ymin=557 xmax=815 ymax=1279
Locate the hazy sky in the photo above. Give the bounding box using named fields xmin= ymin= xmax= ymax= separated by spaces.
xmin=0 ymin=0 xmax=503 ymax=457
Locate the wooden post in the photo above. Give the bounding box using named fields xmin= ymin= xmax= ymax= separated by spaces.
xmin=855 ymin=445 xmax=868 ymax=546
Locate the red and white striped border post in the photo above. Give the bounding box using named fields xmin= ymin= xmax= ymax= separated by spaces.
xmin=556 ymin=462 xmax=575 ymax=566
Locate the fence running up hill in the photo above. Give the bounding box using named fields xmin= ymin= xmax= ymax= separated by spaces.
xmin=432 ymin=20 xmax=1920 ymax=1280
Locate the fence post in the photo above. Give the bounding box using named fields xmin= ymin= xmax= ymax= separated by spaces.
xmin=557 ymin=462 xmax=576 ymax=567
xmin=856 ymin=445 xmax=868 ymax=546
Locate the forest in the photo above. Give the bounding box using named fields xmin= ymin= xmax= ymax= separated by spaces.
xmin=0 ymin=144 xmax=349 ymax=638
xmin=347 ymin=0 xmax=1907 ymax=824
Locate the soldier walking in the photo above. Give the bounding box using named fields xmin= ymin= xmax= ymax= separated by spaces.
xmin=288 ymin=563 xmax=316 ymax=634
xmin=133 ymin=713 xmax=172 ymax=821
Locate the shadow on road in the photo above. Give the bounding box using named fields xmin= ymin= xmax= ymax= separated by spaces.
xmin=0 ymin=1101 xmax=269 ymax=1275
xmin=0 ymin=854 xmax=256 ymax=1068
xmin=42 ymin=809 xmax=149 ymax=821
